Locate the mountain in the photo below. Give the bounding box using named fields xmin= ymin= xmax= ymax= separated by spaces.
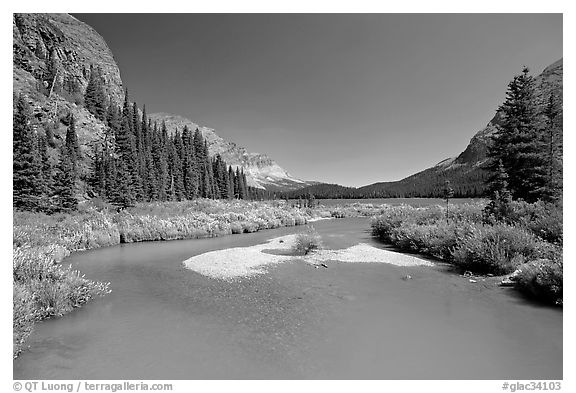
xmin=147 ymin=113 xmax=317 ymax=191
xmin=355 ymin=59 xmax=563 ymax=199
xmin=13 ymin=13 xmax=314 ymax=194
xmin=13 ymin=13 xmax=126 ymax=197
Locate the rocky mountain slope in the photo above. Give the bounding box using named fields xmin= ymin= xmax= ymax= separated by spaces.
xmin=13 ymin=13 xmax=313 ymax=193
xmin=13 ymin=13 xmax=126 ymax=196
xmin=148 ymin=113 xmax=316 ymax=191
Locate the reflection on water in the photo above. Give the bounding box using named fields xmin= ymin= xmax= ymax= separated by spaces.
xmin=14 ymin=218 xmax=561 ymax=379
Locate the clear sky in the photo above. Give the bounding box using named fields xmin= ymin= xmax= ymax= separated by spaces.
xmin=74 ymin=13 xmax=562 ymax=187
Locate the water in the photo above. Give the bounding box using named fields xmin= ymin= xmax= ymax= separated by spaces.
xmin=14 ymin=218 xmax=562 ymax=379
xmin=317 ymin=197 xmax=484 ymax=207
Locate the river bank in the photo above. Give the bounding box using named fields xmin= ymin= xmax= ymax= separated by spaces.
xmin=13 ymin=199 xmax=316 ymax=357
xmin=14 ymin=217 xmax=562 ymax=379
xmin=370 ymin=201 xmax=563 ymax=306
xmin=13 ymin=198 xmax=562 ymax=358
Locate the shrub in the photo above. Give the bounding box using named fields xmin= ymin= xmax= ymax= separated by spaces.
xmin=514 ymin=259 xmax=563 ymax=305
xmin=293 ymin=227 xmax=322 ymax=255
xmin=509 ymin=200 xmax=563 ymax=244
xmin=371 ymin=207 xmax=412 ymax=241
xmin=451 ymin=224 xmax=543 ymax=274
xmin=390 ymin=221 xmax=469 ymax=260
xmin=230 ymin=222 xmax=243 ymax=234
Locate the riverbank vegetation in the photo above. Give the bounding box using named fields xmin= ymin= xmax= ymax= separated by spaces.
xmin=371 ymin=201 xmax=562 ymax=305
xmin=372 ymin=201 xmax=563 ymax=304
xmin=12 ymin=198 xmax=314 ymax=357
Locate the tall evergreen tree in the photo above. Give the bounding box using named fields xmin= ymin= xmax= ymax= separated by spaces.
xmin=88 ymin=143 xmax=105 ymax=197
xmin=132 ymin=101 xmax=146 ymax=186
xmin=227 ymin=166 xmax=235 ymax=199
xmin=240 ymin=169 xmax=249 ymax=199
xmin=114 ymin=116 xmax=139 ymax=203
xmin=13 ymin=95 xmax=44 ymax=211
xmin=484 ymin=160 xmax=513 ymax=222
xmin=181 ymin=125 xmax=198 ymax=199
xmin=540 ymin=93 xmax=563 ymax=202
xmin=108 ymin=158 xmax=134 ymax=209
xmin=52 ymin=146 xmax=77 ymax=212
xmin=151 ymin=122 xmax=168 ymax=201
xmin=38 ymin=134 xmax=53 ymax=204
xmin=106 ymin=104 xmax=122 ymax=132
xmin=65 ymin=114 xmax=80 ymax=164
xmin=84 ymin=65 xmax=107 ymax=120
xmin=487 ymin=67 xmax=546 ymax=202
xmin=169 ymin=131 xmax=185 ymax=201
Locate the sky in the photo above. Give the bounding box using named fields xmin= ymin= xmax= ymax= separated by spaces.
xmin=74 ymin=13 xmax=562 ymax=187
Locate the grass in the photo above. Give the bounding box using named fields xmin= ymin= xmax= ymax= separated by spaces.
xmin=13 ymin=198 xmax=314 ymax=357
xmin=370 ymin=201 xmax=562 ymax=305
xmin=12 ymin=247 xmax=111 ymax=357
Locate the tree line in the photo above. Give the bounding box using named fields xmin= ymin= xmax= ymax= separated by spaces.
xmin=14 ymin=65 xmax=258 ymax=213
xmin=282 ymin=166 xmax=488 ymax=200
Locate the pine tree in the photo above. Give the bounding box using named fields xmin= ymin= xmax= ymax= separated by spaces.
xmin=151 ymin=122 xmax=168 ymax=201
xmin=487 ymin=67 xmax=547 ymax=202
xmin=88 ymin=143 xmax=105 ymax=197
xmin=442 ymin=180 xmax=454 ymax=223
xmin=104 ymin=158 xmax=118 ymax=201
xmin=38 ymin=134 xmax=53 ymax=207
xmin=227 ymin=166 xmax=235 ymax=199
xmin=540 ymin=93 xmax=563 ymax=202
xmin=169 ymin=132 xmax=185 ymax=200
xmin=106 ymin=104 xmax=121 ymax=133
xmin=13 ymin=95 xmax=44 ymax=211
xmin=234 ymin=167 xmax=242 ymax=199
xmin=52 ymin=146 xmax=77 ymax=212
xmin=484 ymin=160 xmax=513 ymax=222
xmin=114 ymin=116 xmax=138 ymax=204
xmin=182 ymin=125 xmax=198 ymax=199
xmin=65 ymin=114 xmax=80 ymax=164
xmin=132 ymin=102 xmax=146 ymax=185
xmin=108 ymin=158 xmax=134 ymax=209
xmin=239 ymin=169 xmax=248 ymax=199
xmin=158 ymin=122 xmax=170 ymax=201
xmin=84 ymin=65 xmax=107 ymax=120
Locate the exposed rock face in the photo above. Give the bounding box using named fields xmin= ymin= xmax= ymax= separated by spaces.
xmin=148 ymin=113 xmax=316 ymax=191
xmin=13 ymin=13 xmax=124 ymax=107
xmin=13 ymin=13 xmax=126 ymax=166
